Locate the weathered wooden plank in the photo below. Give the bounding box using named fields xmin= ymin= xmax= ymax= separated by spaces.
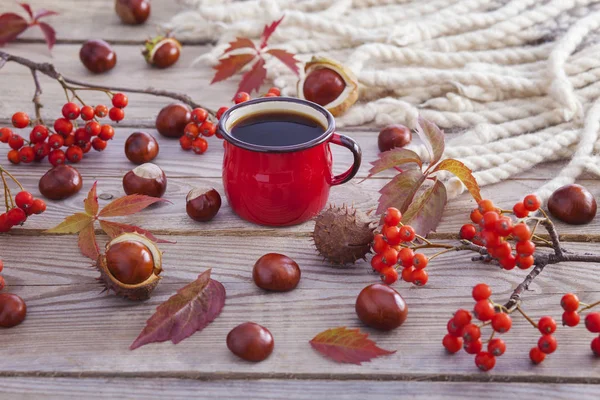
xmin=1 ymin=378 xmax=598 ymax=400
xmin=0 ymin=235 xmax=599 ymax=378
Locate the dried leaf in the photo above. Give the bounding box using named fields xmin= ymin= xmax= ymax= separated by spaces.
xmin=18 ymin=3 xmax=33 ymax=19
xmin=368 ymin=148 xmax=422 ymax=177
xmin=236 ymin=58 xmax=267 ymax=97
xmin=37 ymin=21 xmax=56 ymax=50
xmin=46 ymin=213 xmax=94 ymax=234
xmin=130 ymin=270 xmax=226 ymax=350
xmin=84 ymin=182 xmax=99 ymax=216
xmin=224 ymin=37 xmax=257 ymax=54
xmin=266 ymin=49 xmax=300 ymax=75
xmin=259 ymin=16 xmax=284 ymax=49
xmin=78 ymin=221 xmax=99 ymax=260
xmin=415 ymin=118 xmax=445 ymax=165
xmin=211 ymin=53 xmax=256 ymax=85
xmin=0 ymin=13 xmax=29 ymax=45
xmin=99 ymin=220 xmax=175 ymax=244
xmin=403 ymin=179 xmax=448 ymax=237
xmin=33 ymin=9 xmax=59 ymax=20
xmin=432 ymin=159 xmax=482 ymax=202
xmin=310 ymin=327 xmax=395 ymax=365
xmin=377 ymin=169 xmax=426 ymax=214
xmin=98 ymin=195 xmax=168 ymax=218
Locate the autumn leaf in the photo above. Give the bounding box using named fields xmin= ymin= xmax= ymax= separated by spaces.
xmin=310 ymin=327 xmax=395 ymax=365
xmin=377 ymin=169 xmax=426 ymax=214
xmin=46 ymin=213 xmax=94 ymax=234
xmin=415 ymin=118 xmax=445 ymax=165
xmin=18 ymin=3 xmax=33 ymax=18
xmin=211 ymin=53 xmax=256 ymax=85
xmin=33 ymin=9 xmax=58 ymax=20
xmin=37 ymin=22 xmax=56 ymax=49
xmin=266 ymin=49 xmax=300 ymax=75
xmin=99 ymin=220 xmax=175 ymax=244
xmin=368 ymin=148 xmax=422 ymax=177
xmin=98 ymin=195 xmax=168 ymax=218
xmin=236 ymin=58 xmax=267 ymax=97
xmin=260 ymin=16 xmax=284 ymax=49
xmin=403 ymin=179 xmax=448 ymax=237
xmin=130 ymin=269 xmax=226 ymax=350
xmin=224 ymin=37 xmax=256 ymax=54
xmin=432 ymin=159 xmax=482 ymax=202
xmin=0 ymin=13 xmax=29 ymax=45
xmin=78 ymin=222 xmax=100 ymax=260
xmin=84 ymin=182 xmax=99 ymax=216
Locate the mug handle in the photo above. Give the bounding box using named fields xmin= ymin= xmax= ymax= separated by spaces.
xmin=330 ymin=133 xmax=362 ymax=186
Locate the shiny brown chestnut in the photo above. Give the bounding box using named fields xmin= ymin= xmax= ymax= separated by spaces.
xmin=79 ymin=40 xmax=117 ymax=74
xmin=123 ymin=163 xmax=167 ymax=198
xmin=378 ymin=124 xmax=412 ymax=152
xmin=355 ymin=283 xmax=408 ymax=331
xmin=105 ymin=240 xmax=155 ymax=285
xmin=39 ymin=165 xmax=83 ymax=200
xmin=155 ymin=103 xmax=192 ymax=138
xmin=185 ymin=188 xmax=221 ymax=222
xmin=0 ymin=293 xmax=27 ymax=328
xmin=548 ymin=184 xmax=597 ymax=225
xmin=227 ymin=322 xmax=274 ymax=362
xmin=125 ymin=131 xmax=159 ymax=164
xmin=115 ymin=0 xmax=151 ymax=25
xmin=303 ymin=68 xmax=345 ymax=107
xmin=253 ymin=253 xmax=301 ymax=292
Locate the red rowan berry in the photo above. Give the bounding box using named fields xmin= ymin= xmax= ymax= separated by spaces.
xmin=413 ymin=253 xmax=428 ymax=270
xmin=562 ymin=311 xmax=581 ymax=327
xmin=478 ymin=199 xmax=495 ymax=214
xmin=200 ymin=121 xmax=216 ymax=137
xmin=398 ymin=248 xmax=414 ymax=268
xmin=66 ymin=146 xmax=83 ymax=163
xmin=474 ymin=300 xmax=495 ymax=322
xmin=30 ymin=125 xmax=49 ymax=143
xmin=494 ymin=216 xmax=513 ymax=236
xmin=30 ymin=199 xmax=46 ymax=214
xmin=516 ymin=240 xmax=535 ymax=256
xmin=48 ymin=149 xmax=66 ymax=166
xmin=109 ymin=107 xmax=125 ymax=122
xmin=488 ymin=338 xmax=506 ymax=357
xmin=475 ymin=351 xmax=496 ymax=371
xmin=399 ymin=225 xmax=416 ymax=242
xmin=372 ymin=234 xmax=388 ymax=254
xmin=411 ymin=269 xmax=428 ymax=286
xmin=381 ymin=267 xmax=399 ymax=285
xmin=92 ymin=138 xmax=107 ymax=151
xmin=191 ymin=108 xmax=208 ymax=124
xmin=464 ymin=339 xmax=483 ymax=354
xmin=54 ymin=118 xmax=73 ymax=135
xmin=591 ymin=337 xmax=600 ymax=356
xmin=512 ymin=223 xmax=531 ymax=241
xmin=268 ymin=87 xmax=281 ymax=96
xmin=15 ymin=191 xmax=34 ymax=210
xmin=561 ymin=293 xmax=580 ymax=312
xmin=513 ymin=202 xmax=529 ymax=218
xmin=98 ymin=125 xmax=115 ymax=141
xmin=383 ymin=225 xmax=402 ymax=246
xmin=491 ymin=312 xmax=512 ymax=333
xmin=112 ymin=93 xmax=128 ymax=108
xmin=179 ymin=135 xmax=192 ymax=151
xmin=472 ymin=283 xmax=491 ymax=301
xmin=0 ymin=127 xmax=13 ymax=143
xmin=482 ymin=211 xmax=500 ymax=230
xmin=62 ymin=102 xmax=81 ymax=120
xmin=19 ymin=146 xmax=35 ymax=163
xmin=192 ymin=137 xmax=208 ymax=154
xmin=81 ymin=105 xmax=95 ymax=120
xmin=381 ymin=247 xmax=398 ymax=266
xmin=384 ymin=207 xmax=402 ymax=227
xmin=7 ymin=207 xmax=27 ymax=225
xmin=585 ymin=313 xmax=600 ymax=333
xmin=8 ymin=135 xmax=24 ymax=150
xmin=538 ymin=335 xmax=557 ymax=354
xmin=454 ymin=309 xmax=472 ymax=328
xmin=48 ymin=134 xmax=64 ymax=149
xmin=216 ymin=106 xmax=228 ymax=120
xmin=184 ymin=122 xmax=200 ymax=139
xmin=538 ymin=316 xmax=557 ymax=334
xmin=523 ymin=194 xmax=541 ymax=211
xmin=516 ymin=255 xmax=534 ymax=269
xmin=470 ymin=209 xmax=483 ymax=224
xmin=401 ymin=266 xmax=414 ymax=282
xmin=95 ymin=104 xmax=109 ymax=118
xmin=459 ymin=224 xmax=477 ymax=240
xmin=371 ymin=254 xmax=386 ymax=273
xmin=12 ymin=111 xmax=30 ymax=128
xmin=235 ymin=92 xmax=251 ymax=104
xmin=529 ymin=347 xmax=546 ymax=364
xmin=499 ymin=254 xmax=516 ymax=270
xmin=443 ymin=334 xmax=463 ymax=354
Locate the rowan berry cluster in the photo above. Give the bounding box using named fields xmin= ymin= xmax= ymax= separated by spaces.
xmin=0 ymin=93 xmax=129 ymax=166
xmin=371 ymin=207 xmax=429 ymax=286
xmin=178 ymin=87 xmax=281 ymax=153
xmin=0 ymin=189 xmax=46 ymax=233
xmin=560 ymin=293 xmax=600 ymax=356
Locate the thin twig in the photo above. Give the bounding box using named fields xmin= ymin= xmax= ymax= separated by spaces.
xmin=30 ymin=69 xmax=44 ymax=125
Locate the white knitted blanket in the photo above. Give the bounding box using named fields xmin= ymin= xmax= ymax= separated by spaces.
xmin=167 ymin=0 xmax=600 ymax=201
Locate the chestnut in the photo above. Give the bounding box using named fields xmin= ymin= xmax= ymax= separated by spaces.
xmin=303 ymin=68 xmax=345 ymax=107
xmin=186 ymin=188 xmax=221 ymax=222
xmin=253 ymin=253 xmax=301 ymax=292
xmin=39 ymin=165 xmax=83 ymax=200
xmin=378 ymin=124 xmax=412 ymax=152
xmin=124 ymin=131 xmax=159 ymax=164
xmin=155 ymin=103 xmax=191 ymax=138
xmin=355 ymin=283 xmax=408 ymax=331
xmin=548 ymin=184 xmax=597 ymax=225
xmin=106 ymin=240 xmax=154 ymax=285
xmin=227 ymin=322 xmax=274 ymax=362
xmin=115 ymin=0 xmax=151 ymax=25
xmin=144 ymin=36 xmax=181 ymax=69
xmin=0 ymin=293 xmax=27 ymax=328
xmin=123 ymin=163 xmax=167 ymax=198
xmin=79 ymin=40 xmax=117 ymax=74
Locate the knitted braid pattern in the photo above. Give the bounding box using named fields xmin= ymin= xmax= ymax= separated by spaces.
xmin=168 ymin=0 xmax=600 ymax=202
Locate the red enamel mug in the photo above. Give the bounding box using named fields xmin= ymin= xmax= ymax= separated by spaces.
xmin=218 ymin=97 xmax=361 ymax=226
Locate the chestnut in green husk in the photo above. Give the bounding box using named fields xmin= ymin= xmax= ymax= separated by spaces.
xmin=143 ymin=36 xmax=181 ymax=69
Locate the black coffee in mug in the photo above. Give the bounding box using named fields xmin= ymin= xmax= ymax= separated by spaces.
xmin=231 ymin=111 xmax=326 ymax=147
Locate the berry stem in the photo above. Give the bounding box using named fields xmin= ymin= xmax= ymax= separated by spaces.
xmin=0 ymin=167 xmax=25 ymax=191
xmin=580 ymin=300 xmax=600 ymax=313
xmin=515 ymin=305 xmax=538 ymax=328
xmin=30 ymin=69 xmax=44 ymax=125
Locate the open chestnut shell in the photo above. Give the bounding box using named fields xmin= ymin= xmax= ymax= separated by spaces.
xmin=123 ymin=163 xmax=167 ymax=198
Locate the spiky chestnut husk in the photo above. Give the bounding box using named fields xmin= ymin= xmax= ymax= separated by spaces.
xmin=312 ymin=204 xmax=375 ymax=265
xmin=96 ymin=233 xmax=163 ymax=301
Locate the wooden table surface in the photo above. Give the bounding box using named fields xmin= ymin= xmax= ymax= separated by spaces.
xmin=1 ymin=1 xmax=600 ymax=399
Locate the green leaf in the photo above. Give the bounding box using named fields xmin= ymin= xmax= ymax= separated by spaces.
xmin=78 ymin=221 xmax=99 ymax=260
xmin=403 ymin=179 xmax=447 ymax=237
xmin=84 ymin=181 xmax=99 ymax=216
xmin=377 ymin=169 xmax=426 ymax=214
xmin=415 ymin=118 xmax=445 ymax=165
xmin=45 ymin=213 xmax=94 ymax=234
xmin=368 ymin=148 xmax=422 ymax=177
xmin=432 ymin=159 xmax=482 ymax=202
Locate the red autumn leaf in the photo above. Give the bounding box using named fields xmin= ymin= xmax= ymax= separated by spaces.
xmin=415 ymin=117 xmax=445 ymax=165
xmin=260 ymin=16 xmax=284 ymax=49
xmin=78 ymin=221 xmax=100 ymax=260
xmin=46 ymin=213 xmax=94 ymax=234
xmin=266 ymin=48 xmax=300 ymax=75
xmin=0 ymin=13 xmax=29 ymax=45
xmin=310 ymin=327 xmax=395 ymax=365
xmin=33 ymin=9 xmax=59 ymax=20
xmin=130 ymin=269 xmax=226 ymax=350
xmin=18 ymin=3 xmax=33 ymax=19
xmin=377 ymin=169 xmax=426 ymax=214
xmin=99 ymin=220 xmax=175 ymax=244
xmin=224 ymin=37 xmax=257 ymax=54
xmin=37 ymin=21 xmax=56 ymax=49
xmin=236 ymin=58 xmax=267 ymax=97
xmin=402 ymin=179 xmax=448 ymax=237
xmin=432 ymin=159 xmax=482 ymax=202
xmin=98 ymin=194 xmax=169 ymax=218
xmin=368 ymin=148 xmax=422 ymax=177
xmin=84 ymin=182 xmax=99 ymax=216
xmin=211 ymin=53 xmax=256 ymax=85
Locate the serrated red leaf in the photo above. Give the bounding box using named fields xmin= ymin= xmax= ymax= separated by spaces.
xmin=78 ymin=221 xmax=99 ymax=260
xmin=211 ymin=53 xmax=256 ymax=85
xmin=99 ymin=220 xmax=175 ymax=244
xmin=0 ymin=13 xmax=29 ymax=46
xmin=402 ymin=179 xmax=447 ymax=236
xmin=130 ymin=269 xmax=226 ymax=350
xmin=33 ymin=9 xmax=58 ymax=20
xmin=377 ymin=169 xmax=426 ymax=214
xmin=224 ymin=37 xmax=257 ymax=54
xmin=98 ymin=195 xmax=169 ymax=218
xmin=84 ymin=182 xmax=99 ymax=216
xmin=46 ymin=213 xmax=94 ymax=234
xmin=37 ymin=21 xmax=56 ymax=50
xmin=416 ymin=118 xmax=445 ymax=165
xmin=260 ymin=16 xmax=284 ymax=49
xmin=432 ymin=159 xmax=482 ymax=202
xmin=18 ymin=3 xmax=33 ymax=19
xmin=236 ymin=58 xmax=267 ymax=97
xmin=266 ymin=48 xmax=300 ymax=75
xmin=368 ymin=148 xmax=422 ymax=177
xmin=310 ymin=327 xmax=395 ymax=365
